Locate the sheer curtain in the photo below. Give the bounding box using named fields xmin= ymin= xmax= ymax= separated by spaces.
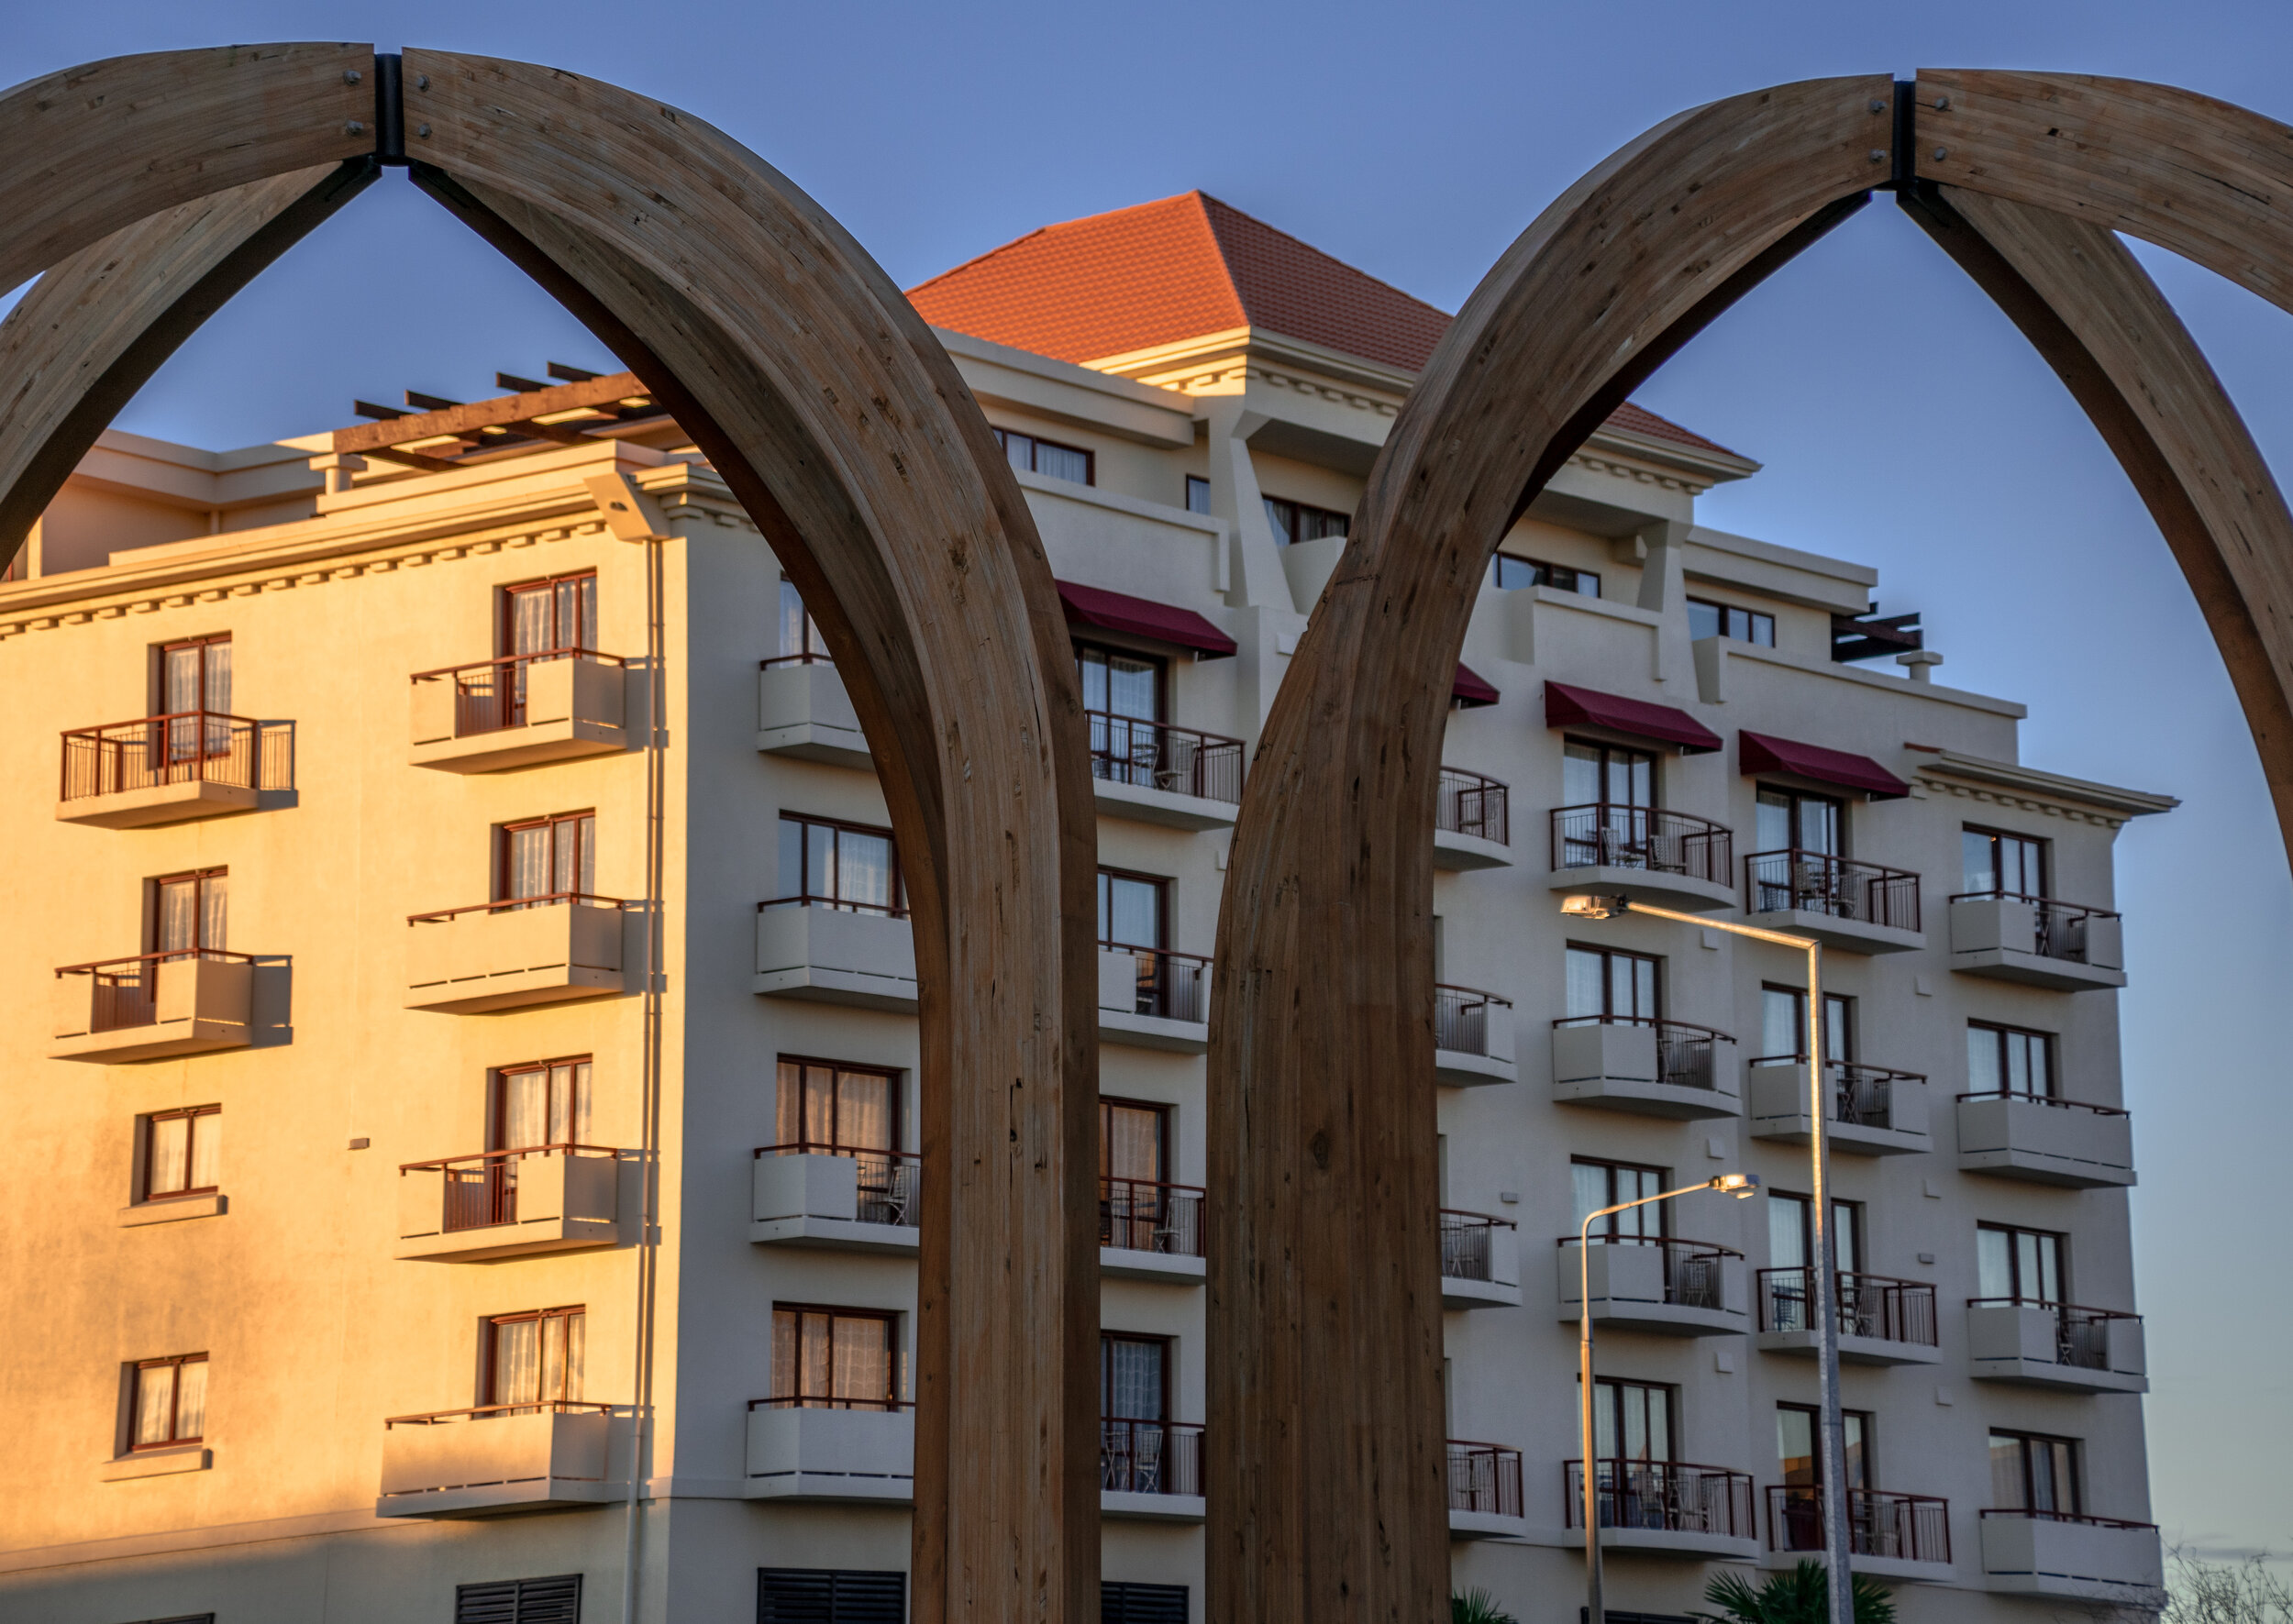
xmin=1101 ymin=1337 xmax=1164 ymax=1420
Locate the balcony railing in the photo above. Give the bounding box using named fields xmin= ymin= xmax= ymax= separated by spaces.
xmin=1448 ymin=1441 xmax=1523 ymax=1518
xmin=410 ymin=890 xmax=631 ymax=925
xmin=399 ymin=1143 xmax=622 ymax=1232
xmin=1100 ymin=1418 xmax=1202 ymax=1497
xmin=1100 ymin=1177 xmax=1203 ymax=1255
xmin=1440 ymin=1210 xmax=1515 ymax=1282
xmin=1435 ymin=984 xmax=1512 ymax=1055
xmin=1979 ymin=1508 xmax=2158 ymax=1531
xmin=1565 ymin=1459 xmax=1756 ymax=1538
xmin=748 ymin=1395 xmax=914 ymax=1413
xmin=760 ymin=889 xmax=908 ymax=921
xmin=60 ymin=712 xmax=289 ymax=801
xmin=1554 ymin=1015 xmax=1735 ymax=1092
xmin=1950 ymin=889 xmax=2121 ymax=963
xmin=1086 ymin=711 xmax=1244 ymax=805
xmin=1968 ymin=1298 xmax=2142 ymax=1371
xmin=1560 ymin=1234 xmax=1743 ymax=1309
xmin=754 ymin=1143 xmax=920 ymax=1226
xmin=54 ymin=949 xmax=255 ymax=1033
xmin=1103 ymin=943 xmax=1210 ymax=1022
xmin=1769 ymin=1486 xmax=1952 ymax=1563
xmin=1437 ymin=768 xmax=1511 ymax=845
xmin=1746 ymin=848 xmax=1922 ymax=932
xmin=1957 ymin=1088 xmax=2129 ymax=1121
xmin=1550 ymin=803 xmax=1731 ymax=884
xmin=759 ymin=651 xmax=834 ymax=670
xmin=384 ymin=1399 xmax=615 ymax=1427
xmin=1758 ymin=1268 xmax=1938 ymax=1346
xmin=1749 ymin=1056 xmax=1924 ymax=1130
xmin=409 ymin=647 xmax=626 ymax=735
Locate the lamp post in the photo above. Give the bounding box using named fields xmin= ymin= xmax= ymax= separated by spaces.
xmin=1562 ymin=892 xmax=1853 ymax=1624
xmin=1577 ymin=1171 xmax=1760 ymax=1624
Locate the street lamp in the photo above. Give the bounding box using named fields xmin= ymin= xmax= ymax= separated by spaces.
xmin=1578 ymin=1170 xmax=1761 ymax=1624
xmin=1562 ymin=892 xmax=1854 ymax=1624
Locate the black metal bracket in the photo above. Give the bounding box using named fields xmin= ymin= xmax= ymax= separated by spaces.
xmin=374 ymin=52 xmax=405 ymax=166
xmin=1891 ymin=77 xmax=1918 ymax=193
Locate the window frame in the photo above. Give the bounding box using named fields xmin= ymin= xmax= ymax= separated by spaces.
xmin=1561 ymin=737 xmax=1656 ymax=809
xmin=1766 ymin=1189 xmax=1865 ymax=1273
xmin=1098 ymin=1330 xmax=1172 ymax=1421
xmin=1492 ymin=554 xmax=1601 ymax=597
xmin=1977 ymin=1221 xmax=2069 ymax=1304
xmin=776 ymin=1055 xmax=903 ymax=1155
xmin=1687 ymin=595 xmax=1776 ymax=646
xmin=141 ymin=1104 xmax=222 ymax=1201
xmin=1096 ymin=866 xmax=1171 ymax=952
xmin=149 ymin=867 xmax=228 ymax=956
xmin=1564 ymin=942 xmax=1662 ymax=1023
xmin=992 ymin=426 xmax=1095 ymax=485
xmin=1989 ymin=1428 xmax=2083 ymax=1515
xmin=1757 ymin=982 xmax=1854 ymax=1064
xmin=1963 ymin=823 xmax=2050 ymax=899
xmin=1100 ymin=1096 xmax=1172 ymax=1186
xmin=127 ymin=1352 xmax=208 ymax=1451
xmin=776 ymin=812 xmax=908 ymax=917
xmin=1260 ymin=492 xmax=1350 ymax=546
xmin=157 ymin=632 xmax=232 ymax=719
xmin=1778 ymin=1399 xmax=1875 ymax=1488
xmin=499 ymin=569 xmax=599 ymax=658
xmin=775 ymin=574 xmax=831 ymax=663
xmin=1590 ymin=1375 xmax=1676 ymax=1464
xmin=1967 ymin=1021 xmax=2058 ymax=1099
xmin=1184 ymin=474 xmax=1211 ymax=514
xmin=497 ymin=811 xmax=597 ymax=907
xmin=1755 ymin=784 xmax=1847 ymax=856
xmin=483 ymin=1304 xmax=587 ymax=1410
xmin=492 ymin=1055 xmax=596 ymax=1152
xmin=770 ymin=1302 xmax=903 ymax=1410
xmin=1074 ymin=637 xmax=1169 ymax=724
xmin=1572 ymin=1155 xmax=1672 ymax=1240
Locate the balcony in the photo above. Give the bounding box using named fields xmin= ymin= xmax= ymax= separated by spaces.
xmin=1447 ymin=1441 xmax=1526 ymax=1539
xmin=1744 ymin=849 xmax=1923 ymax=954
xmin=757 ymin=655 xmax=870 ymax=768
xmin=1547 ymin=804 xmax=1735 ymax=912
xmin=1440 ymin=1210 xmax=1522 ymax=1309
xmin=1565 ymin=1459 xmax=1760 ymax=1559
xmin=376 ymin=1401 xmax=626 ymax=1517
xmin=1950 ymin=891 xmax=2126 ymax=990
xmin=1098 ymin=944 xmax=1211 ymax=1053
xmin=1435 ymin=768 xmax=1512 ymax=869
xmin=1745 ymin=1059 xmax=1929 ymax=1155
xmin=1435 ymin=984 xmax=1517 ymax=1086
xmin=1755 ymin=1269 xmax=1941 ymax=1365
xmin=50 ymin=951 xmax=255 ymax=1062
xmin=1557 ymin=1235 xmax=1748 ymax=1336
xmin=754 ymin=897 xmax=917 ymax=1011
xmin=1102 ymin=1177 xmax=1204 ymax=1283
xmin=743 ymin=1398 xmax=914 ymax=1502
xmin=1956 ymin=1092 xmax=2135 ymax=1188
xmin=1087 ymin=711 xmax=1245 ymax=830
xmin=56 ymin=712 xmax=290 ymax=827
xmin=1551 ymin=1017 xmax=1740 ymax=1120
xmin=405 ymin=895 xmax=626 ymax=1014
xmin=1967 ymin=1299 xmax=2146 ymax=1393
xmin=751 ymin=1144 xmax=919 ymax=1254
xmin=409 ymin=649 xmax=627 ymax=772
xmin=1101 ymin=1419 xmax=1204 ymax=1521
xmin=1767 ymin=1486 xmax=1954 ymax=1581
xmin=395 ymin=1146 xmax=623 ymax=1263
xmin=1979 ymin=1510 xmax=2165 ymax=1607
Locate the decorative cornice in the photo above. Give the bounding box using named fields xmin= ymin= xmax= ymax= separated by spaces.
xmin=1915 ymin=774 xmax=2132 ymax=829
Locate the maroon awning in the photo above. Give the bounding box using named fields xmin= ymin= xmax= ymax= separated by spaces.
xmin=1543 ymin=680 xmax=1723 ymax=754
xmin=1056 ymin=580 xmax=1236 ymax=658
xmin=1453 ymin=662 xmax=1500 ymax=708
xmin=1739 ymin=730 xmax=1911 ymax=799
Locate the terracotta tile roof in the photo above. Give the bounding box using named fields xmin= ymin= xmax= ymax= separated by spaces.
xmin=907 ymin=191 xmax=1745 ymax=463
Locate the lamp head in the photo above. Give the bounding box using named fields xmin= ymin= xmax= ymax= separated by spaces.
xmin=1559 ymin=893 xmax=1625 ymax=921
xmin=1711 ymin=1172 xmax=1761 ymax=1199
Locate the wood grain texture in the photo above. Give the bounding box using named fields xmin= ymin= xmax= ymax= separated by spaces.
xmin=0 ymin=160 xmax=372 ymax=562
xmin=1903 ymin=182 xmax=2293 ymax=863
xmin=402 ymin=51 xmax=1100 ymax=1624
xmin=1206 ymin=76 xmax=1891 ymax=1623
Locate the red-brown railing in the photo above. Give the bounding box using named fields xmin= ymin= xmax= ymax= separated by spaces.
xmin=1769 ymin=1486 xmax=1952 ymax=1563
xmin=409 ymin=891 xmax=630 ymax=925
xmin=53 ymin=948 xmax=256 ymax=1033
xmin=1747 ymin=848 xmax=1922 ymax=932
xmin=1758 ymin=1268 xmax=1937 ymax=1345
xmin=1086 ymin=711 xmax=1244 ymax=805
xmin=1749 ymin=1056 xmax=1924 ymax=1131
xmin=1102 ymin=942 xmax=1212 ymax=1022
xmin=59 ymin=711 xmax=291 ymax=801
xmin=1956 ymin=1089 xmax=2129 ymax=1118
xmin=1101 ymin=1177 xmax=1203 ymax=1256
xmin=759 ymin=652 xmax=834 ymax=670
xmin=1950 ymin=889 xmax=2121 ymax=964
xmin=1967 ymin=1298 xmax=2142 ymax=1370
xmin=397 ymin=1144 xmax=622 ymax=1232
xmin=384 ymin=1399 xmax=615 ymax=1428
xmin=1448 ymin=1441 xmax=1523 ymax=1518
xmin=1554 ymin=1014 xmax=1735 ymax=1092
xmin=1435 ymin=983 xmax=1512 ymax=1056
xmin=1551 ymin=803 xmax=1731 ymax=884
xmin=1100 ymin=1419 xmax=1202 ymax=1496
xmin=1978 ymin=1508 xmax=2158 ymax=1530
xmin=759 ymin=889 xmax=909 ymax=921
xmin=748 ymin=1395 xmax=914 ymax=1412
xmin=755 ymin=1142 xmax=920 ymax=1226
xmin=409 ymin=647 xmax=625 ymax=735
xmin=1437 ymin=767 xmax=1510 ymax=845
xmin=1440 ymin=1210 xmax=1515 ymax=1282
xmin=1565 ymin=1459 xmax=1756 ymax=1537
xmin=1559 ymin=1233 xmax=1742 ymax=1310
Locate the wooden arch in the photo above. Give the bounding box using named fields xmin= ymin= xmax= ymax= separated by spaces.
xmin=0 ymin=46 xmax=1098 ymax=1624
xmin=1209 ymin=72 xmax=2293 ymax=1621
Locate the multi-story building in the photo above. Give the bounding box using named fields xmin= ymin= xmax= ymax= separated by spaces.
xmin=0 ymin=191 xmax=2173 ymax=1624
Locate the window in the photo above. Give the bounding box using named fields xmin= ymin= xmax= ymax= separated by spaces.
xmin=1103 ymin=1582 xmax=1190 ymax=1624
xmin=1184 ymin=475 xmax=1211 ymax=514
xmin=1098 ymin=867 xmax=1168 ymax=950
xmin=993 ymin=427 xmax=1093 ymax=485
xmin=457 ymin=1574 xmax=583 ymax=1624
xmin=1758 ymin=985 xmax=1852 ymax=1063
xmin=1261 ymin=494 xmax=1349 ymax=546
xmin=1493 ymin=555 xmax=1600 ymax=597
xmin=1102 ymin=1098 xmax=1170 ymax=1186
xmin=777 ymin=1058 xmax=899 ymax=1154
xmin=1778 ymin=1402 xmax=1871 ymax=1488
xmin=1964 ymin=825 xmax=2046 ymax=897
xmin=1591 ymin=1377 xmax=1672 ymax=1462
xmin=1562 ymin=739 xmax=1654 ymax=809
xmin=486 ymin=1306 xmax=584 ymax=1412
xmin=1967 ymin=1022 xmax=2056 ymax=1099
xmin=758 ymin=1569 xmax=905 ymax=1624
xmin=129 ymin=1353 xmax=207 ymax=1450
xmin=1688 ymin=596 xmax=1774 ymax=646
xmin=143 ymin=1106 xmax=221 ymax=1200
xmin=1101 ymin=1332 xmax=1169 ymax=1420
xmin=771 ymin=1306 xmax=900 ymax=1410
xmin=150 ymin=867 xmax=228 ymax=957
xmin=499 ymin=812 xmax=595 ymax=906
xmin=777 ymin=813 xmax=904 ymax=915
xmin=777 ymin=576 xmax=830 ymax=662
xmin=1573 ymin=1158 xmax=1667 ymax=1241
xmin=1767 ymin=1190 xmax=1863 ymax=1273
xmin=496 ymin=1057 xmax=593 ymax=1150
xmin=1978 ymin=1223 xmax=2066 ymax=1303
xmin=1990 ymin=1431 xmax=2080 ymax=1514
xmin=160 ymin=634 xmax=233 ymax=761
xmin=1755 ymin=785 xmax=1844 ymax=856
xmin=503 ymin=571 xmax=597 ymax=657
xmin=1077 ymin=641 xmax=1164 ymax=723
xmin=1565 ymin=945 xmax=1658 ymax=1022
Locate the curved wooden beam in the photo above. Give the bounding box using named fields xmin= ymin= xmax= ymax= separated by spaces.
xmin=1206 ymin=75 xmax=1893 ymax=1623
xmin=0 ymin=160 xmax=374 ymax=565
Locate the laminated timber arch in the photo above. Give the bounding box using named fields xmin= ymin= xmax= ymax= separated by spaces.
xmin=1208 ymin=72 xmax=2293 ymax=1622
xmin=0 ymin=45 xmax=1099 ymax=1624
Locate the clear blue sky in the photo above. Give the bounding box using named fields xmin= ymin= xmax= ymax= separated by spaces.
xmin=9 ymin=0 xmax=2288 ymax=1568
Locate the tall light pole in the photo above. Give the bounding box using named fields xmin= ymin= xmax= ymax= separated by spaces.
xmin=1578 ymin=1172 xmax=1760 ymax=1624
xmin=1562 ymin=893 xmax=1854 ymax=1624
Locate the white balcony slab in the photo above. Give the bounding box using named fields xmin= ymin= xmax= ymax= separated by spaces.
xmin=1548 ymin=863 xmax=1738 ymax=914
xmin=1097 ymin=948 xmax=1209 ymax=1053
xmin=1967 ymin=1304 xmax=2147 ymax=1393
xmin=1760 ymin=1547 xmax=1955 ymax=1583
xmin=1436 ymin=1049 xmax=1519 ymax=1087
xmin=1102 ymin=1490 xmax=1206 ymax=1522
xmin=750 ymin=1153 xmax=919 ymax=1254
xmin=395 ymin=1154 xmax=621 ymax=1263
xmin=757 ymin=661 xmax=871 ymax=768
xmin=1980 ymin=1515 xmax=2165 ymax=1607
xmin=1755 ymin=1328 xmax=1943 ymax=1367
xmin=1435 ymin=827 xmax=1513 ymax=870
xmin=1091 ymin=774 xmax=1239 ymax=831
xmin=1595 ymin=1525 xmax=1761 ymax=1560
xmin=58 ymin=776 xmax=257 ymax=829
xmin=1448 ymin=1508 xmax=1529 ymax=1541
xmin=1443 ymin=1275 xmax=1523 ymax=1310
xmin=1745 ymin=1064 xmax=1929 ymax=1156
xmin=1557 ymin=1243 xmax=1748 ymax=1337
xmin=1743 ymin=906 xmax=1923 ymax=956
xmin=1102 ymin=1247 xmax=1206 ymax=1284
xmin=1957 ymin=1095 xmax=2135 ymax=1188
xmin=50 ymin=956 xmax=253 ymax=1062
xmin=743 ymin=1406 xmax=913 ymax=1502
xmin=1550 ymin=1022 xmax=1741 ymax=1121
xmin=405 ymin=903 xmax=625 ymax=1014
xmin=1949 ymin=897 xmax=2126 ymax=990
xmin=755 ymin=905 xmax=917 ymax=1011
xmin=377 ymin=1409 xmax=626 ymax=1518
xmin=1436 ymin=999 xmax=1518 ymax=1088
xmin=1443 ymin=1224 xmax=1520 ymax=1309
xmin=411 ymin=656 xmax=626 ymax=772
